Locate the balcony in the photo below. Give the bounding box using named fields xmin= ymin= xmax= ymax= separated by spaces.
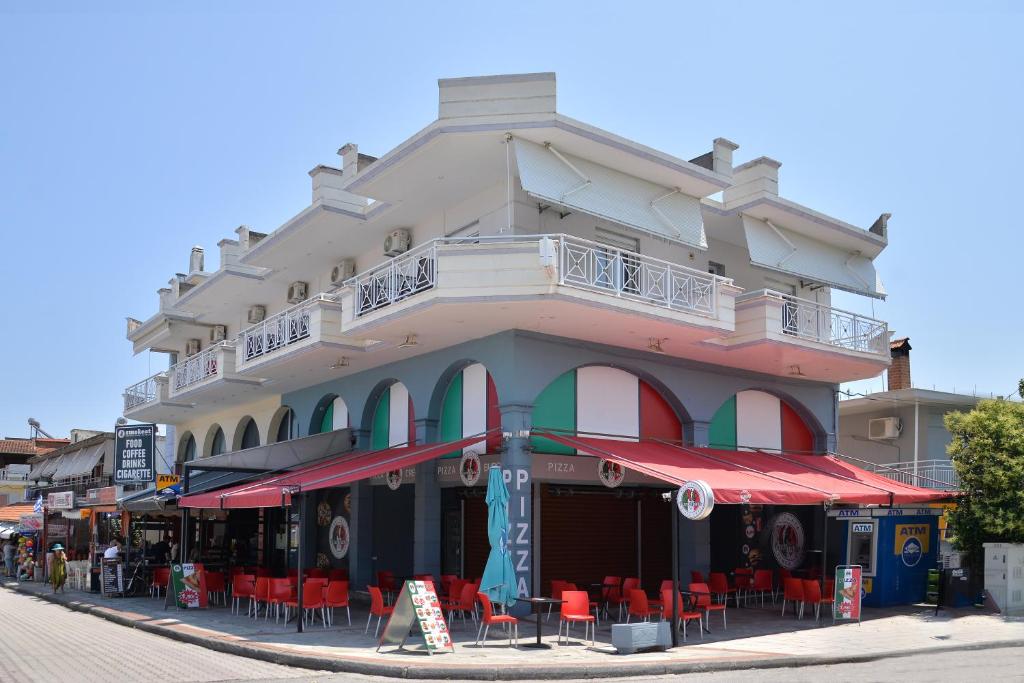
xmin=719 ymin=289 xmax=890 ymax=381
xmin=846 ymin=459 xmax=959 ymax=491
xmin=123 ymin=372 xmax=166 ymax=412
xmin=351 ymin=242 xmax=438 ymax=318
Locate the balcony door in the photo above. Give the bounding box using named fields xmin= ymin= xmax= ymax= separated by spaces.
xmin=594 ymin=229 xmax=641 ymax=295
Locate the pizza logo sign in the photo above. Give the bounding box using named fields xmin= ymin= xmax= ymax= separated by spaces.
xmin=597 ymin=459 xmax=625 ymax=489
xmin=676 ymin=480 xmax=714 ymax=520
xmin=769 ymin=512 xmax=806 ymax=570
xmin=460 ymin=452 xmax=481 ymax=487
xmin=385 ymin=469 xmax=403 ymax=491
xmin=328 ymin=516 xmax=350 ymax=560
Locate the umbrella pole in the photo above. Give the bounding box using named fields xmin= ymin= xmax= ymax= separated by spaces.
xmin=671 ymin=498 xmax=679 ymax=649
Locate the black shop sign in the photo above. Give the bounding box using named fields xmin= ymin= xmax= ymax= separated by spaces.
xmin=114 ymin=423 xmax=156 ymax=484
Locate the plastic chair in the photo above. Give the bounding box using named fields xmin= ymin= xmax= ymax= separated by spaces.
xmin=253 ymin=577 xmax=271 ymax=618
xmin=366 ymin=586 xmax=394 ymax=638
xmin=558 ymin=591 xmax=595 ymax=646
xmin=600 ymin=576 xmax=622 ymax=617
xmin=626 ymin=589 xmax=660 ymax=622
xmin=150 ymin=567 xmax=170 ymax=598
xmin=613 ymin=577 xmax=640 ymax=621
xmin=440 ymin=574 xmax=458 ymax=598
xmin=734 ymin=568 xmax=753 ymax=604
xmin=476 ymin=592 xmax=518 ymax=647
xmin=564 ymin=582 xmax=601 ymax=627
xmin=377 ymin=570 xmax=397 ymax=604
xmin=328 ymin=568 xmax=348 ymax=581
xmin=308 ymin=568 xmax=327 ymax=579
xmin=648 ymin=579 xmax=675 ymax=610
xmin=267 ymin=578 xmax=292 ymax=622
xmin=661 ymin=589 xmax=703 ymax=641
xmin=231 ymin=574 xmax=256 ymax=615
xmin=781 ymin=577 xmax=805 ymax=618
xmin=324 ymin=580 xmax=351 ymax=626
xmin=447 ymin=577 xmax=467 ymax=603
xmin=442 ymin=582 xmax=479 ymax=628
xmin=689 ymin=582 xmax=727 ymax=629
xmin=285 ymin=578 xmax=327 ymax=628
xmin=690 ymin=570 xmax=704 ymax=584
xmin=802 ymin=579 xmax=833 ymax=622
xmin=205 ymin=571 xmax=227 ymax=606
xmin=708 ymin=572 xmax=739 ymax=608
xmin=751 ymin=569 xmax=775 ymax=606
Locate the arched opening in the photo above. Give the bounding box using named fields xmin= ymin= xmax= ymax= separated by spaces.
xmin=370 ymin=381 xmax=414 ymax=449
xmin=205 ymin=424 xmax=226 ymax=458
xmin=708 ymin=389 xmax=817 ymax=453
xmin=438 ymin=362 xmax=501 ymax=457
xmin=176 ymin=432 xmax=196 ymax=474
xmin=237 ymin=417 xmax=260 ymax=450
xmin=269 ymin=406 xmax=298 ymax=443
xmin=310 ymin=394 xmax=350 ymax=435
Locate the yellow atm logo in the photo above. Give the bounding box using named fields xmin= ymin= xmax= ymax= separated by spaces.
xmin=895 ymin=524 xmax=929 ymax=567
xmin=156 ymin=474 xmax=181 ymax=491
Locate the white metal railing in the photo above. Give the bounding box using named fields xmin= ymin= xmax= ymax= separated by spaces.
xmin=0 ymin=470 xmax=29 ymax=481
xmin=842 ymin=458 xmax=960 ymax=490
xmin=123 ymin=372 xmax=165 ymax=411
xmin=558 ymin=235 xmax=721 ymax=316
xmin=241 ymin=295 xmax=336 ymax=363
xmin=750 ymin=291 xmax=888 ymax=355
xmin=171 ymin=342 xmax=228 ymax=392
xmin=350 ymin=241 xmax=438 ymax=317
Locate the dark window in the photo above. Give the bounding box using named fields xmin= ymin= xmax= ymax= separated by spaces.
xmin=210 ymin=427 xmax=226 ymax=457
xmin=276 ymin=409 xmax=295 ymax=442
xmin=240 ymin=419 xmax=260 ymax=450
xmin=707 ymin=261 xmax=725 ymax=277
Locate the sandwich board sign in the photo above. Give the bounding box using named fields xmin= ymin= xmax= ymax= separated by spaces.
xmin=377 ymin=580 xmax=454 ymax=654
xmin=168 ymin=563 xmax=208 ymax=609
xmin=833 ymin=564 xmax=863 ymax=623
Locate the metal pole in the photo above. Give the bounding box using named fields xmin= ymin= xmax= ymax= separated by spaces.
xmin=671 ymin=498 xmax=679 ymax=649
xmin=822 ymin=503 xmax=829 ymax=593
xmin=296 ymin=495 xmax=304 ymax=634
xmin=181 ymin=509 xmax=190 ymax=564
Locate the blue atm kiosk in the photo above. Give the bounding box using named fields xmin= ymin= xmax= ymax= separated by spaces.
xmin=830 ymin=507 xmax=942 ymax=607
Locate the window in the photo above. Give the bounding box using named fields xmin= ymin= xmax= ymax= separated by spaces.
xmin=240 ymin=419 xmax=260 ymax=450
xmin=276 ymin=408 xmax=296 ymax=443
xmin=847 ymin=520 xmax=878 ymax=576
xmin=707 ymin=261 xmax=725 ymax=277
xmin=210 ymin=427 xmax=226 ymax=457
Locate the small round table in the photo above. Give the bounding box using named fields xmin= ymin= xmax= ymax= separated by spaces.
xmin=515 ymin=596 xmax=563 ymax=649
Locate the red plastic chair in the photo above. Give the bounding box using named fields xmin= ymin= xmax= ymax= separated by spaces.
xmin=442 ymin=582 xmax=479 ymax=628
xmin=328 ymin=568 xmax=348 ymax=581
xmin=285 ymin=578 xmax=327 ymax=628
xmin=690 ymin=570 xmax=704 ymax=584
xmin=558 ymin=591 xmax=595 ymax=645
xmin=626 ymin=588 xmax=660 ymax=622
xmin=649 ymin=579 xmax=675 ymax=610
xmin=266 ymin=578 xmax=292 ymax=623
xmin=307 ymin=568 xmax=327 ymax=579
xmin=205 ymin=571 xmax=227 ymax=606
xmin=476 ymin=592 xmax=518 ymax=646
xmin=612 ymin=577 xmax=640 ymax=621
xmin=734 ymin=568 xmax=753 ymax=604
xmin=689 ymin=582 xmax=727 ymax=629
xmin=447 ymin=577 xmax=467 ymax=604
xmin=781 ymin=577 xmax=805 ymax=618
xmin=231 ymin=574 xmax=256 ymax=615
xmin=661 ymin=589 xmax=703 ymax=641
xmin=564 ymin=582 xmax=601 ymax=626
xmin=255 ymin=567 xmax=272 ymax=578
xmin=802 ymin=579 xmax=834 ymax=622
xmin=751 ymin=569 xmax=775 ymax=606
xmin=253 ymin=577 xmax=271 ymax=619
xmin=324 ymin=580 xmax=351 ymax=626
xmin=600 ymin=575 xmax=622 ymax=617
xmin=150 ymin=567 xmax=170 ymax=598
xmin=708 ymin=572 xmax=739 ymax=608
xmin=440 ymin=574 xmax=458 ymax=598
xmin=377 ymin=570 xmax=397 ymax=603
xmin=366 ymin=586 xmax=394 ymax=638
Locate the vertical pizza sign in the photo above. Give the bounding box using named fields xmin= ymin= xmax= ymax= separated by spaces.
xmin=171 ymin=563 xmax=209 ymax=609
xmin=833 ymin=565 xmax=862 ymax=622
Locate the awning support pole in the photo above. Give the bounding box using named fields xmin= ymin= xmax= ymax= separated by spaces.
xmin=180 ymin=508 xmax=190 ymax=564
xmin=822 ymin=502 xmax=830 ymax=600
xmin=296 ymin=494 xmax=304 ymax=634
xmin=671 ymin=498 xmax=679 ymax=649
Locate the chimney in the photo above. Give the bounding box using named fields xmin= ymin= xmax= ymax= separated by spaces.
xmin=713 ymin=138 xmax=739 ymax=176
xmin=888 ymin=337 xmax=912 ymax=391
xmin=189 ymin=246 xmax=204 ymax=274
xmin=338 ymin=143 xmax=376 ymax=179
xmin=722 ymin=156 xmax=782 ymax=206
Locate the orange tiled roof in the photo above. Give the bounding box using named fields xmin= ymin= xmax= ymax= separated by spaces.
xmin=0 ymin=503 xmax=36 ymax=523
xmin=0 ymin=440 xmax=38 ymax=455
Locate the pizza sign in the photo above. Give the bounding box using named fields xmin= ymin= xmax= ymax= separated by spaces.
xmin=597 ymin=459 xmax=625 ymax=488
xmin=676 ymin=480 xmax=714 ymax=520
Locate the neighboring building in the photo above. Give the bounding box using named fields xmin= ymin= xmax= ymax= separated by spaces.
xmin=122 ymin=73 xmax=922 ymax=599
xmin=838 ymin=338 xmax=978 ymax=489
xmin=0 ymin=437 xmax=68 ymax=505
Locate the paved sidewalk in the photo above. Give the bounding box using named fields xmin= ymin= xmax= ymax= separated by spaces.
xmin=4 ymin=578 xmax=1023 ymax=680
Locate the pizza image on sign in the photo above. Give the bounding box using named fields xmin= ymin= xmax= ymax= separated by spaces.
xmin=676 ymin=480 xmax=715 ymax=520
xmin=329 ymin=516 xmax=350 ymax=559
xmin=597 ymin=459 xmax=626 ymax=488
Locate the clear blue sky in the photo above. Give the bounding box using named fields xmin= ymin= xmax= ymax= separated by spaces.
xmin=1 ymin=2 xmax=1021 ymax=439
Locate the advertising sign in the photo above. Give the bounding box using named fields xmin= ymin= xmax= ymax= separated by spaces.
xmin=156 ymin=474 xmax=181 ymax=492
xmin=46 ymin=492 xmax=74 ymax=510
xmin=377 ymin=580 xmax=453 ymax=654
xmin=86 ymin=486 xmax=119 ymax=505
xmin=833 ymin=565 xmax=863 ymax=622
xmin=18 ymin=513 xmax=43 ymax=532
xmin=101 ymin=558 xmax=124 ymax=596
xmin=114 ymin=423 xmax=156 ymax=484
xmin=894 ymin=524 xmax=930 ymax=567
xmin=676 ymin=480 xmax=715 ymax=520
xmin=170 ymin=563 xmax=209 ymax=609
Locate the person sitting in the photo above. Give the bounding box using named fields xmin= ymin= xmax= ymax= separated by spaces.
xmin=103 ymin=539 xmax=122 ymax=560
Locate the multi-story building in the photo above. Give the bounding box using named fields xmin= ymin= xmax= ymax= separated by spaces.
xmin=122 ymin=73 xmax=921 ymax=599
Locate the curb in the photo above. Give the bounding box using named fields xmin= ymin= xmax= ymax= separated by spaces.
xmin=5 ymin=581 xmax=1024 ymax=680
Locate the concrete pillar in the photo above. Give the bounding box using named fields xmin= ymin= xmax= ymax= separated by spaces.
xmin=501 ymin=403 xmax=533 ymax=615
xmin=349 ymin=480 xmax=374 ymax=589
xmin=692 ymin=420 xmax=711 ymax=447
xmin=678 ymin=517 xmax=711 ymax=580
xmin=413 ymin=418 xmax=441 ymax=575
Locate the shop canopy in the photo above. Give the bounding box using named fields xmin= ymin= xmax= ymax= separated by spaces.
xmin=183 ymin=428 xmax=355 ymax=473
xmin=178 ymin=434 xmax=495 ymax=510
xmin=534 ymin=431 xmax=952 ymax=505
xmin=120 ymin=470 xmax=254 ymax=512
xmin=0 ymin=503 xmax=36 ymax=523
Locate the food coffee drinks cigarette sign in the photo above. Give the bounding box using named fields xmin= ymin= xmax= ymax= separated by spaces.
xmin=114 ymin=423 xmax=156 ymax=484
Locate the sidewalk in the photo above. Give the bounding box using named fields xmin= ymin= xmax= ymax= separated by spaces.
xmin=4 ymin=579 xmax=1023 ymax=680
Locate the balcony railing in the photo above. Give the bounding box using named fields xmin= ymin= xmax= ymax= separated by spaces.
xmin=838 ymin=458 xmax=959 ymax=491
xmin=123 ymin=372 xmax=165 ymax=411
xmin=171 ymin=342 xmax=229 ymax=392
xmin=350 ymin=242 xmax=438 ymax=317
xmin=241 ymin=295 xmax=336 ymax=363
xmin=558 ymin=235 xmax=720 ymax=317
xmin=776 ymin=293 xmax=888 ymax=355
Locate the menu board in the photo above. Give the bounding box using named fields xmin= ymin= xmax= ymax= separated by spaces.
xmin=169 ymin=563 xmax=208 ymax=609
xmin=833 ymin=565 xmax=863 ymax=622
xmin=377 ymin=580 xmax=453 ymax=654
xmin=101 ymin=559 xmax=124 ymax=597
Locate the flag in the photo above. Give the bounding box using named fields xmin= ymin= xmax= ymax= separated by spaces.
xmin=33 ymin=495 xmax=43 ymax=513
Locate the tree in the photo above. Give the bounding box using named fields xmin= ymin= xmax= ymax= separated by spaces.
xmin=945 ymin=397 xmax=1024 ymax=566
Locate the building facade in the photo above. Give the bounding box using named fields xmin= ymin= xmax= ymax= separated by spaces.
xmin=122 ymin=73 xmax=897 ymax=598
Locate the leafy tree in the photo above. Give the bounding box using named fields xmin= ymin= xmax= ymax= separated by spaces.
xmin=945 ymin=396 xmax=1024 ymax=566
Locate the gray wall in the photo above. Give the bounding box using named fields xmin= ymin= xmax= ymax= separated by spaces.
xmin=838 ymin=403 xmax=965 ymax=467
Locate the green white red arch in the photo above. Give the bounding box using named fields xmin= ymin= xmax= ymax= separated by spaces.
xmin=371 ymin=381 xmax=415 ymax=449
xmin=439 ymin=363 xmax=502 ymax=458
xmin=708 ymin=390 xmax=814 ymax=453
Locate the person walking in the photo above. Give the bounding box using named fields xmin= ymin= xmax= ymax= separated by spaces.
xmin=2 ymin=539 xmax=15 ymax=578
xmin=50 ymin=543 xmax=68 ymax=593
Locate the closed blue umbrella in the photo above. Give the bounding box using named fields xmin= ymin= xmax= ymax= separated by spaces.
xmin=480 ymin=465 xmax=517 ymax=607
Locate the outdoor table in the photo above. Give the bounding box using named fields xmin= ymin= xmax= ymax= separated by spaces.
xmin=516 ymin=596 xmax=562 ymax=649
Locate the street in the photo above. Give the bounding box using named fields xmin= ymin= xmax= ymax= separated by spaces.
xmin=2 ymin=587 xmax=1021 ymax=683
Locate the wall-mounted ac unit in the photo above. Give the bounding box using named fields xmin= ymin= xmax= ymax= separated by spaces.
xmin=869 ymin=417 xmax=901 ymax=440
xmin=247 ymin=305 xmax=266 ymax=324
xmin=330 ymin=259 xmax=356 ymax=285
xmin=384 ymin=228 xmax=411 ymax=257
xmin=209 ymin=325 xmax=227 ymax=343
xmin=185 ymin=339 xmax=201 ymax=357
xmin=287 ymin=281 xmax=309 ymax=304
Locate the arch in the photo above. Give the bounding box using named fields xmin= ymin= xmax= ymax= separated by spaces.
xmin=232 ymin=416 xmax=261 ymax=451
xmin=176 ymin=431 xmax=197 ymax=464
xmin=204 ymin=424 xmax=226 ymax=458
xmin=269 ymin=406 xmax=298 ymax=443
xmin=310 ymin=394 xmax=349 ymax=435
xmin=435 ymin=361 xmax=502 ymax=457
xmin=366 ymin=380 xmax=415 ymax=449
xmin=707 ymin=389 xmax=822 ymax=453
xmin=530 ymin=364 xmax=686 ymax=454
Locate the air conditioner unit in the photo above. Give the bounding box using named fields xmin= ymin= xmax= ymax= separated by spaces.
xmin=384 ymin=228 xmax=412 ymax=257
xmin=185 ymin=339 xmax=201 ymax=357
xmin=330 ymin=259 xmax=356 ymax=285
xmin=287 ymin=281 xmax=309 ymax=304
xmin=869 ymin=417 xmax=901 ymax=440
xmin=209 ymin=325 xmax=227 ymax=343
xmin=247 ymin=305 xmax=267 ymax=324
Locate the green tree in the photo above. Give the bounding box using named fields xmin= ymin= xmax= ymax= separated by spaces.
xmin=945 ymin=397 xmax=1024 ymax=566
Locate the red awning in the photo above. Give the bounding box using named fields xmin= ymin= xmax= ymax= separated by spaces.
xmin=535 ymin=432 xmax=951 ymax=506
xmin=178 ymin=435 xmax=493 ymax=509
